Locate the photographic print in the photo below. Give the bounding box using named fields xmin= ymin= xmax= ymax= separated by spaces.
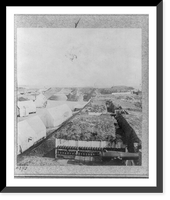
xmin=14 ymin=14 xmax=148 ymax=178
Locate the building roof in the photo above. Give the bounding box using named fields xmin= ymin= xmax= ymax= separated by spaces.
xmin=48 ymin=93 xmax=67 ymax=101
xmin=18 ymin=100 xmax=36 ymax=113
xmin=18 ymin=97 xmax=29 ymax=101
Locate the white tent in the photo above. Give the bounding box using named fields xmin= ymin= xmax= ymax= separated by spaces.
xmin=47 ymin=100 xmax=75 ymax=110
xmin=35 ymin=93 xmax=47 ymax=108
xmin=18 ymin=116 xmax=46 ymax=154
xmin=23 ymin=95 xmax=36 ymax=101
xmin=18 ymin=120 xmax=36 ymax=154
xmin=18 ymin=100 xmax=36 ymax=117
xmin=27 ymin=116 xmax=46 ymax=141
xmin=46 ymin=100 xmax=88 ymax=111
xmin=58 ymin=88 xmax=72 ymax=95
xmin=40 ymin=104 xmax=72 ymax=128
xmin=77 ymin=94 xmax=84 ymax=102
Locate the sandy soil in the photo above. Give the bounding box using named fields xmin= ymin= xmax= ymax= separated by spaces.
xmin=18 ymin=155 xmax=125 ymax=166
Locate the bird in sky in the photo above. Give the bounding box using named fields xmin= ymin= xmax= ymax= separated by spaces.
xmin=75 ymin=18 xmax=81 ymax=28
xmin=65 ymin=53 xmax=77 ymax=61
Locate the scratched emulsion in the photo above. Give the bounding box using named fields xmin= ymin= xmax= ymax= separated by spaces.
xmin=14 ymin=15 xmax=149 ymax=178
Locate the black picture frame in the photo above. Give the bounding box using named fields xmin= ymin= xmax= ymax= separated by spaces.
xmin=4 ymin=2 xmax=163 ymax=193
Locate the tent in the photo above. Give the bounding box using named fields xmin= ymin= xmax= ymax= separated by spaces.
xmin=48 ymin=93 xmax=67 ymax=101
xmin=57 ymin=88 xmax=72 ymax=95
xmin=77 ymin=94 xmax=84 ymax=102
xmin=40 ymin=104 xmax=72 ymax=128
xmin=18 ymin=120 xmax=36 ymax=154
xmin=24 ymin=94 xmax=36 ymax=101
xmin=17 ymin=100 xmax=36 ymax=117
xmin=35 ymin=93 xmax=47 ymax=108
xmin=18 ymin=116 xmax=46 ymax=154
xmin=46 ymin=100 xmax=88 ymax=111
xmin=27 ymin=116 xmax=46 ymax=141
xmin=47 ymin=100 xmax=75 ymax=110
xmin=18 ymin=96 xmax=29 ymax=101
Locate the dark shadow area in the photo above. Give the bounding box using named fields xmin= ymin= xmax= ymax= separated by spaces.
xmin=67 ymin=158 xmax=125 ymax=166
xmin=43 ymin=148 xmax=55 ymax=158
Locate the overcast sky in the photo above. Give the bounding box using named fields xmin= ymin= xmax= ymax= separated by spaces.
xmin=17 ymin=28 xmax=141 ymax=88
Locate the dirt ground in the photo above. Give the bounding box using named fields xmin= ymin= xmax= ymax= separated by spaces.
xmin=18 ymin=155 xmax=125 ymax=166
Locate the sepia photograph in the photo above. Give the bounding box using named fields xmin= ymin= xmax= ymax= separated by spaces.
xmin=14 ymin=14 xmax=148 ymax=178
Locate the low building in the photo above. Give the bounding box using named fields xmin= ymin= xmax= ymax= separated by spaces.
xmin=34 ymin=93 xmax=47 ymax=108
xmin=17 ymin=100 xmax=36 ymax=117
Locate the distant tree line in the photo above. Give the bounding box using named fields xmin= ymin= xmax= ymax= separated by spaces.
xmin=99 ymin=86 xmax=134 ymax=94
